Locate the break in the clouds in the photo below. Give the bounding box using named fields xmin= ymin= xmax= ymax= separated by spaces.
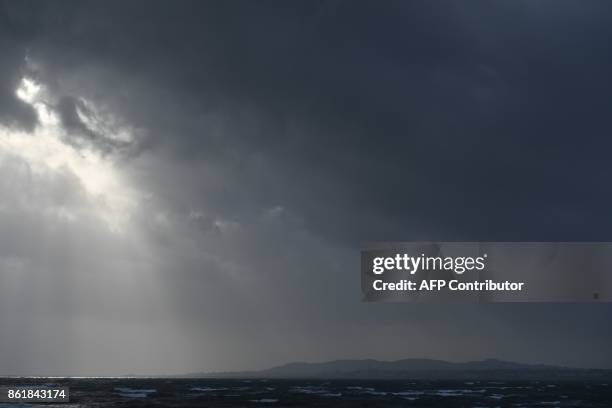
xmin=0 ymin=0 xmax=612 ymax=375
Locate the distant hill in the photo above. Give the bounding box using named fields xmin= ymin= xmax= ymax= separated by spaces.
xmin=184 ymin=358 xmax=612 ymax=380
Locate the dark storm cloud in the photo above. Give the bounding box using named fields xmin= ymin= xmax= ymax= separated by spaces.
xmin=10 ymin=0 xmax=612 ymax=242
xmin=54 ymin=95 xmax=137 ymax=155
xmin=0 ymin=10 xmax=36 ymax=130
xmin=0 ymin=0 xmax=611 ymax=374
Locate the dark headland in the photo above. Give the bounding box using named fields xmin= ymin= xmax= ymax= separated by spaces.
xmin=182 ymin=358 xmax=612 ymax=381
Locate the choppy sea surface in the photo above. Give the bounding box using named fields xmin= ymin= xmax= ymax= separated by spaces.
xmin=0 ymin=378 xmax=610 ymax=407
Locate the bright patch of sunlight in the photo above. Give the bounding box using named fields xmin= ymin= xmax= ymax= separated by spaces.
xmin=0 ymin=77 xmax=139 ymax=232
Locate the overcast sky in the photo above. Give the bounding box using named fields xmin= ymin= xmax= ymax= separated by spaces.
xmin=1 ymin=0 xmax=611 ymax=376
